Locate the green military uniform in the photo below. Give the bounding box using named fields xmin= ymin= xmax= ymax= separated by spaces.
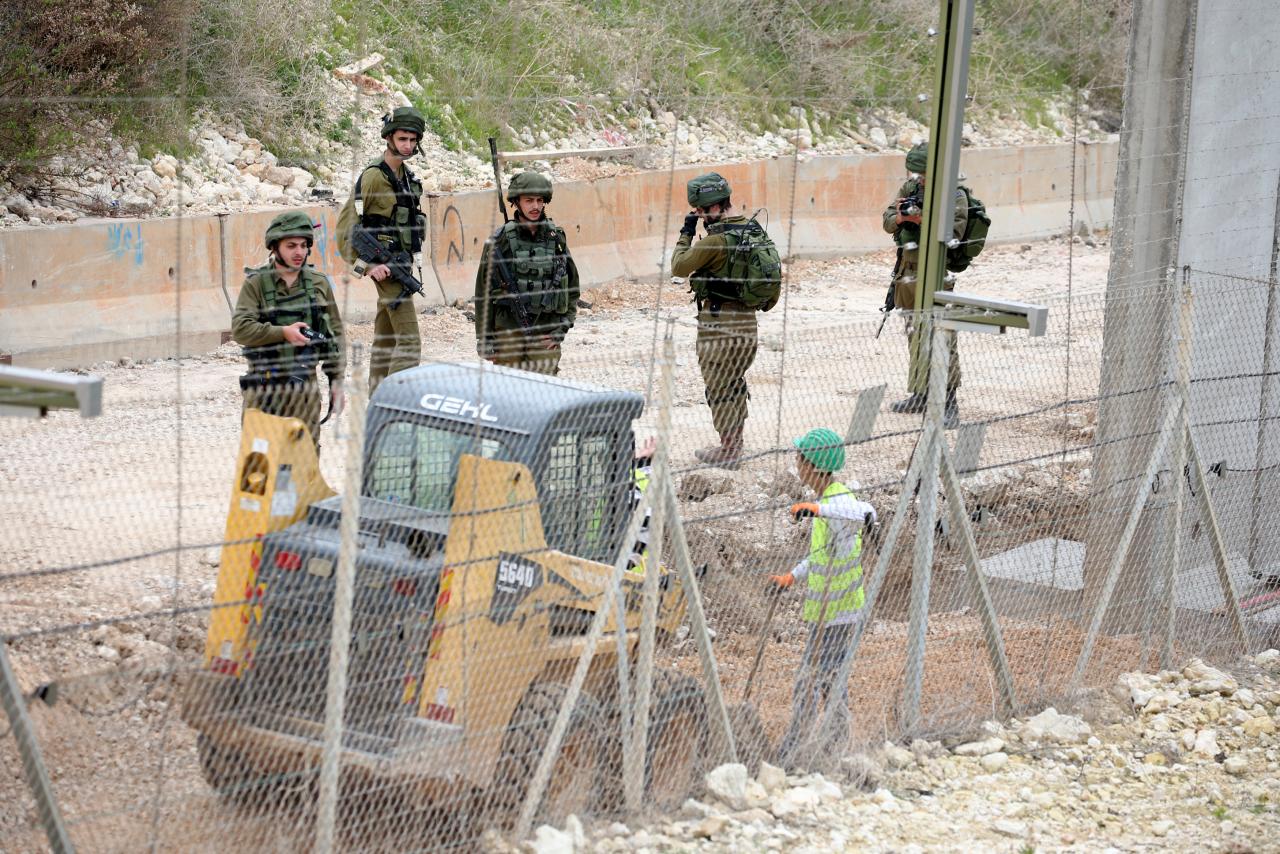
xmin=673 ymin=215 xmax=759 ymax=438
xmin=474 ymin=172 xmax=579 ymax=375
xmin=357 ymin=107 xmax=427 ymax=392
xmin=232 ymin=262 xmax=344 ymax=452
xmin=882 ymin=162 xmax=968 ymax=399
xmin=673 ymin=173 xmax=769 ymax=466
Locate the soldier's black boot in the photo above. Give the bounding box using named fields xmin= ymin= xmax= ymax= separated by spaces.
xmin=943 ymin=389 xmax=960 ymax=429
xmin=890 ymin=393 xmax=926 ymax=414
xmin=695 ymin=430 xmax=743 ymax=470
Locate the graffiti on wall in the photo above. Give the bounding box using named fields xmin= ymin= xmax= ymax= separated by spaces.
xmin=106 ymin=223 xmax=145 ymax=267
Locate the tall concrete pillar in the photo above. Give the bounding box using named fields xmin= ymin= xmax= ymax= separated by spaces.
xmin=1082 ymin=0 xmax=1197 ymax=630
xmin=1086 ymin=0 xmax=1280 ymax=631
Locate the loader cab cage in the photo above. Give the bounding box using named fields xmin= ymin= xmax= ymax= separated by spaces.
xmin=364 ymin=362 xmax=645 ymax=563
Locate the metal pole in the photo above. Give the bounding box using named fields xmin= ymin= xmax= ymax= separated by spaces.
xmin=938 ymin=438 xmax=1016 ymax=714
xmin=317 ymin=345 xmax=367 ymax=854
xmin=1070 ymin=400 xmax=1183 ymax=692
xmin=626 ymin=322 xmax=674 ymax=812
xmin=910 ymin=0 xmax=977 ymax=392
xmin=1161 ymin=279 xmax=1193 ymax=667
xmin=902 ymin=315 xmax=945 ymax=731
xmin=0 ymin=643 xmax=74 ymax=853
xmin=515 ymin=494 xmax=653 ymax=839
xmin=1186 ymin=436 xmax=1251 ymax=652
xmin=661 ymin=480 xmax=737 ymax=764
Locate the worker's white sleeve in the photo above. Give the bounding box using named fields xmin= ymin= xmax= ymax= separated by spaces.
xmin=819 ymin=493 xmax=877 ymax=525
xmin=790 ymin=560 xmax=812 ymax=583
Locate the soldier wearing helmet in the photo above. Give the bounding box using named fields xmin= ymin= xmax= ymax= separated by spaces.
xmin=769 ymin=427 xmax=877 ymax=768
xmin=671 ymin=172 xmax=769 ymax=468
xmin=883 ymin=141 xmax=969 ymax=426
xmin=350 ymin=106 xmax=427 ymax=391
xmin=473 ymin=170 xmax=580 ymax=375
xmin=232 ymin=210 xmax=346 ymax=453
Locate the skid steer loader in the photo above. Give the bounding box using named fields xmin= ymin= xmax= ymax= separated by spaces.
xmin=183 ymin=362 xmax=758 ymax=828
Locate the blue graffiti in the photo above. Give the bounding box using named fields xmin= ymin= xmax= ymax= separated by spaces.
xmin=106 ymin=223 xmax=145 ymax=266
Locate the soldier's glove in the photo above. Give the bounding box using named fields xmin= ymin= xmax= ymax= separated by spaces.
xmin=791 ymin=502 xmax=820 ymax=520
xmin=680 ymin=213 xmax=699 ymax=238
xmin=770 ymin=573 xmax=795 ymax=590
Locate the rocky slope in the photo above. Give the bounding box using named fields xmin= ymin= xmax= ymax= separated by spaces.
xmin=0 ymin=57 xmax=1112 ymax=229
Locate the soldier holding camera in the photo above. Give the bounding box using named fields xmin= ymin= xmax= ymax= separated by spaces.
xmin=883 ymin=142 xmax=968 ymax=427
xmin=233 ymin=210 xmax=346 ymax=454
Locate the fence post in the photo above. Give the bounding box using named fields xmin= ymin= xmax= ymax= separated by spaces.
xmin=1161 ymin=279 xmax=1192 ymax=666
xmin=317 ymin=345 xmax=367 ymax=854
xmin=0 ymin=643 xmax=74 ymax=854
xmin=626 ymin=321 xmax=675 ymax=812
xmin=901 ymin=314 xmax=944 ymax=732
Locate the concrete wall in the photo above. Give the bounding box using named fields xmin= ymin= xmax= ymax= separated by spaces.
xmin=0 ymin=142 xmax=1116 ymax=368
xmin=1174 ymin=3 xmax=1280 ymax=577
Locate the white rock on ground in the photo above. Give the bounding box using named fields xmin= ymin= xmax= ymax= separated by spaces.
xmin=569 ymin=654 xmax=1278 ymax=853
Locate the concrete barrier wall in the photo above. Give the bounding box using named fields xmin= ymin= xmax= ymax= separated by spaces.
xmin=0 ymin=141 xmax=1115 ymax=368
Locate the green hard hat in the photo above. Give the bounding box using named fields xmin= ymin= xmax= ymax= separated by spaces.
xmin=381 ymin=106 xmax=426 ymax=139
xmin=506 ymin=170 xmax=553 ymax=202
xmin=905 ymin=142 xmax=929 ymax=173
xmin=264 ymin=210 xmax=316 ymax=248
xmin=793 ymin=427 xmax=845 ymax=473
xmin=687 ymin=172 xmax=731 ymax=207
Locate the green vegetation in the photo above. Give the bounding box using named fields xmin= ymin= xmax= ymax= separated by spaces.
xmin=1 ymin=0 xmax=1130 ymax=182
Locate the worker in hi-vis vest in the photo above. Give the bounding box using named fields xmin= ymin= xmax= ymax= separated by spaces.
xmin=771 ymin=427 xmax=877 ymax=767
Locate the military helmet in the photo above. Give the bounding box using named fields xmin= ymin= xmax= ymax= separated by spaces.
xmin=264 ymin=211 xmax=316 ymax=248
xmin=381 ymin=106 xmax=426 ymax=139
xmin=506 ymin=171 xmax=553 ymax=203
xmin=905 ymin=142 xmax=929 ymax=173
xmin=793 ymin=427 xmax=845 ymax=473
xmin=687 ymin=172 xmax=731 ymax=208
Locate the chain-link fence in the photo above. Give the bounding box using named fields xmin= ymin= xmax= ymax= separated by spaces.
xmin=3 ymin=259 xmax=1277 ymax=850
xmin=5 ymin=0 xmax=1280 ymax=850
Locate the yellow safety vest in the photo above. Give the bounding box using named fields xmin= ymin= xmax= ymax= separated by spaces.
xmin=802 ymin=481 xmax=865 ymax=624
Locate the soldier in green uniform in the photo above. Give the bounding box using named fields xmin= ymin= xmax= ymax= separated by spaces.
xmin=232 ymin=211 xmax=345 ymax=453
xmin=883 ymin=142 xmax=968 ymax=427
xmin=473 ymin=171 xmax=579 ymax=375
xmin=672 ymin=173 xmax=768 ymax=469
xmin=350 ymin=107 xmax=427 ymax=392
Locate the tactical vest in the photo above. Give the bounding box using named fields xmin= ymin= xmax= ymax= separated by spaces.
xmin=497 ymin=220 xmax=571 ymax=315
xmin=242 ymin=266 xmax=335 ymax=382
xmin=802 ymin=482 xmax=866 ymax=624
xmin=691 ymin=215 xmax=749 ymax=304
xmin=358 ymin=159 xmax=424 ymax=254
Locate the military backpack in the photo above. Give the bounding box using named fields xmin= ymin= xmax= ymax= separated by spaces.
xmin=715 ymin=216 xmax=783 ymax=312
xmin=946 ymin=186 xmax=991 ymax=272
xmin=336 ymin=160 xmax=423 ymax=264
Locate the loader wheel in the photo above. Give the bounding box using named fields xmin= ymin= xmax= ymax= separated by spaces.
xmin=197 ymin=734 xmax=267 ymax=806
xmin=197 ymin=735 xmax=310 ymax=810
xmin=490 ymin=682 xmax=605 ymax=828
xmin=727 ymin=701 xmax=771 ymax=776
xmin=645 ymin=669 xmax=709 ymax=811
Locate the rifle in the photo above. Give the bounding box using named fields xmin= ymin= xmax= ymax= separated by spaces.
xmin=485 ymin=137 xmax=535 ymax=335
xmin=351 ymin=227 xmax=425 ymax=310
xmin=875 ymin=247 xmax=904 ymax=339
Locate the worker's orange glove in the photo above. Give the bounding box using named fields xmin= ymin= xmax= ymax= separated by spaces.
xmin=791 ymin=502 xmax=820 ymax=520
xmin=770 ymin=573 xmax=795 ymax=589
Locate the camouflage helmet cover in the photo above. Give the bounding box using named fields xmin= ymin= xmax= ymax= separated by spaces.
xmin=265 ymin=210 xmax=317 ymax=248
xmin=687 ymin=172 xmax=731 ymax=207
xmin=506 ymin=170 xmax=553 ymax=202
xmin=905 ymin=142 xmax=929 ymax=173
xmin=381 ymin=106 xmax=426 ymax=139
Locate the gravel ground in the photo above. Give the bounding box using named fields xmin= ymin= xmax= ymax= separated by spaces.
xmin=512 ymin=654 xmax=1280 ymax=854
